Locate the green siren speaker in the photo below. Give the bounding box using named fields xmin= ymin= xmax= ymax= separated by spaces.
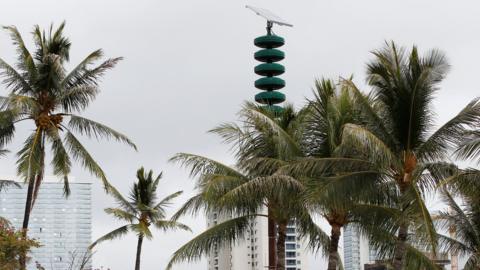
xmin=247 ymin=5 xmax=293 ymax=114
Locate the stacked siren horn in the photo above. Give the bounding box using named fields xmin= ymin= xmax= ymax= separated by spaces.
xmin=254 ymin=33 xmax=286 ymax=113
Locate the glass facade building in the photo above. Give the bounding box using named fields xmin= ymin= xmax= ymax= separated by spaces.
xmin=0 ymin=180 xmax=92 ymax=270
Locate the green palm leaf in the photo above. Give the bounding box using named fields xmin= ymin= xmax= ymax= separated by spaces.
xmin=166 ymin=216 xmax=252 ymax=270
xmin=89 ymin=225 xmax=131 ymax=249
xmin=64 ymin=131 xmax=108 ymax=188
xmin=67 ymin=115 xmax=137 ymax=150
xmin=46 ymin=127 xmax=71 ymax=195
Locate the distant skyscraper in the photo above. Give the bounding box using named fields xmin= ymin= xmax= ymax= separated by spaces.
xmin=342 ymin=226 xmax=370 ymax=270
xmin=206 ymin=208 xmax=308 ymax=270
xmin=0 ymin=177 xmax=92 ymax=270
xmin=344 ymin=226 xmax=466 ymax=270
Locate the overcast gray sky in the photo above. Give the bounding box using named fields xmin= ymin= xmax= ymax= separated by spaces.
xmin=0 ymin=0 xmax=479 ymax=269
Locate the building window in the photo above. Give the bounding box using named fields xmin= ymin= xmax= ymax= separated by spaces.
xmin=286 ymin=235 xmax=296 ymax=242
xmin=286 ymin=244 xmax=296 ymax=250
xmin=286 ymin=259 xmax=296 ymax=266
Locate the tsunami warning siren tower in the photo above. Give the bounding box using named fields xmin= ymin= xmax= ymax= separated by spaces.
xmin=246 ymin=5 xmax=293 ymax=113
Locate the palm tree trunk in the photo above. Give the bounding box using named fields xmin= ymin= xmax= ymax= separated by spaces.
xmin=19 ymin=174 xmax=35 ymax=270
xmin=21 ymin=175 xmax=36 ymax=233
xmin=20 ymin=143 xmax=45 ymax=270
xmin=135 ymin=234 xmax=144 ymax=270
xmin=276 ymin=221 xmax=287 ymax=270
xmin=268 ymin=208 xmax=277 ymax=270
xmin=327 ymin=224 xmax=342 ymax=270
xmin=392 ymin=224 xmax=408 ymax=270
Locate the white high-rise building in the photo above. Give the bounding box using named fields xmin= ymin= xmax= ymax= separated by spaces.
xmin=343 ymin=226 xmax=468 ymax=270
xmin=0 ymin=177 xmax=92 ymax=270
xmin=342 ymin=226 xmax=370 ymax=270
xmin=207 ymin=209 xmax=309 ymax=270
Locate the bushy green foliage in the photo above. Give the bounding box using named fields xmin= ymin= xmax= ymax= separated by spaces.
xmin=0 ymin=222 xmax=40 ymax=270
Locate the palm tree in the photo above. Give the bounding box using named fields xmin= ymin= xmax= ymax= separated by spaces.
xmin=334 ymin=42 xmax=480 ymax=269
xmin=215 ymin=103 xmax=311 ymax=270
xmin=90 ymin=167 xmax=190 ymax=270
xmin=303 ymin=79 xmax=359 ymax=270
xmin=167 ymin=103 xmax=326 ymax=270
xmin=0 ymin=23 xmax=136 ymax=246
xmin=436 ymin=189 xmax=480 ymax=269
xmin=292 ymin=79 xmax=384 ymax=270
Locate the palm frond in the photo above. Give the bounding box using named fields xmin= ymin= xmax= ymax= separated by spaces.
xmin=410 ymin=184 xmax=438 ymax=254
xmin=403 ymin=244 xmax=441 ymax=270
xmin=154 ymin=191 xmax=183 ymax=212
xmin=104 ymin=207 xmax=136 ymax=223
xmin=295 ymin=213 xmax=330 ymax=256
xmin=58 ymin=85 xmax=99 ymax=113
xmin=61 ymin=49 xmax=103 ymax=88
xmin=0 ymin=58 xmax=32 ymax=94
xmin=63 ymin=56 xmax=122 ymax=88
xmin=169 ymin=153 xmax=245 ymax=179
xmin=68 ymin=115 xmax=136 ymax=150
xmin=0 ymin=179 xmax=20 ymax=192
xmin=46 ymin=127 xmax=71 ymax=195
xmin=454 ymin=130 xmax=480 ymax=162
xmin=0 ymin=110 xmax=17 ymax=148
xmin=436 ymin=233 xmax=471 ymax=257
xmin=104 ymin=184 xmax=136 ymax=215
xmin=464 ymin=255 xmax=480 ymax=270
xmin=219 ymin=174 xmax=302 ymax=210
xmin=2 ymin=26 xmax=37 ymax=82
xmin=282 ymin=157 xmax=378 ymax=178
xmin=153 ymin=220 xmax=191 ymax=232
xmin=64 ymin=131 xmax=109 ymax=189
xmin=418 ymin=98 xmax=480 ymax=161
xmin=89 ymin=225 xmax=130 ymax=249
xmin=166 ymin=216 xmax=252 ymax=270
xmin=341 ymin=78 xmax=398 ymax=150
xmin=240 ymin=103 xmax=303 ymax=158
xmin=16 ymin=128 xmax=43 ymax=181
xmin=170 ymin=193 xmax=208 ymax=221
xmin=341 ymin=123 xmax=398 ymax=169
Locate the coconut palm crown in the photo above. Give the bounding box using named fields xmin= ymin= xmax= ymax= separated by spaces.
xmin=336 ymin=42 xmax=480 ymax=269
xmin=0 ymin=23 xmax=136 ymax=239
xmin=167 ymin=103 xmax=326 ymax=270
xmin=90 ymin=167 xmax=190 ymax=270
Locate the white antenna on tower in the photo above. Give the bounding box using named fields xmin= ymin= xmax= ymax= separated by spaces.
xmin=246 ymin=5 xmax=293 ymax=34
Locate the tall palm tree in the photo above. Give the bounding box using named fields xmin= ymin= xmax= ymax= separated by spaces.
xmin=90 ymin=167 xmax=190 ymax=270
xmin=215 ymin=103 xmax=311 ymax=270
xmin=436 ymin=189 xmax=480 ymax=269
xmin=293 ymin=79 xmax=386 ymax=270
xmin=167 ymin=103 xmax=326 ymax=270
xmin=334 ymin=42 xmax=480 ymax=269
xmin=278 ymin=79 xmax=406 ymax=270
xmin=0 ymin=23 xmax=136 ymax=245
